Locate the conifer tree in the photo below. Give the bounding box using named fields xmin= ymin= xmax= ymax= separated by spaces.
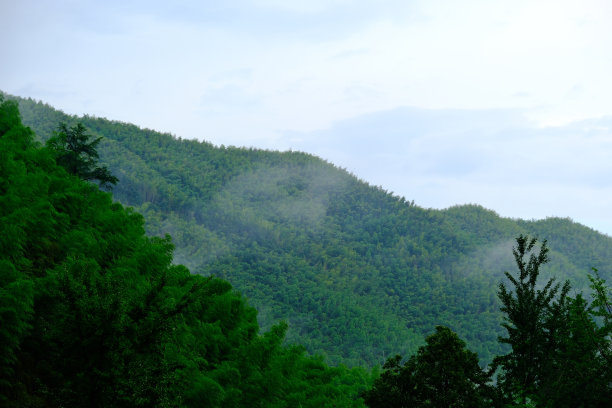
xmin=494 ymin=236 xmax=612 ymax=407
xmin=493 ymin=235 xmax=570 ymax=404
xmin=46 ymin=122 xmax=118 ymax=188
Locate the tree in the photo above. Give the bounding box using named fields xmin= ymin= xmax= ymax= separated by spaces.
xmin=363 ymin=326 xmax=494 ymax=408
xmin=493 ymin=236 xmax=612 ymax=407
xmin=588 ymin=268 xmax=612 ymax=334
xmin=548 ymin=292 xmax=611 ymax=408
xmin=492 ymin=235 xmax=570 ymax=405
xmin=46 ymin=122 xmax=118 ymax=188
xmin=1 ymin=98 xmax=370 ymax=407
xmin=537 ymin=268 xmax=611 ymax=408
xmin=0 ymin=96 xmax=36 ymax=406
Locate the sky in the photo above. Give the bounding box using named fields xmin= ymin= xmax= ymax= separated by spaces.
xmin=2 ymin=0 xmax=612 ymax=235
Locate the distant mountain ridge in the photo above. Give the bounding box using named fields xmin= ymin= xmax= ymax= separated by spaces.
xmin=9 ymin=92 xmax=612 ymax=366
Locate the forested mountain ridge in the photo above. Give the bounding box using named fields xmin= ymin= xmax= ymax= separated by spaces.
xmin=0 ymin=95 xmax=372 ymax=406
xmin=8 ymin=92 xmax=612 ymax=366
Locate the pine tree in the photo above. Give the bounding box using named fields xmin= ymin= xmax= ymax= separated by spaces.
xmin=46 ymin=122 xmax=118 ymax=188
xmin=493 ymin=235 xmax=570 ymax=404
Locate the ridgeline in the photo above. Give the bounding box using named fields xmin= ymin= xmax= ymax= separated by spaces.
xmin=9 ymin=93 xmax=612 ymax=368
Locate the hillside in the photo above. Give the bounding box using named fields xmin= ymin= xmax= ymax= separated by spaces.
xmin=10 ymin=93 xmax=612 ymax=366
xmin=0 ymin=95 xmax=370 ymax=406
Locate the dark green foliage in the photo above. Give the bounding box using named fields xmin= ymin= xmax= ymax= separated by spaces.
xmin=0 ymin=96 xmax=370 ymax=406
xmin=494 ymin=236 xmax=611 ymax=407
xmin=0 ymin=96 xmax=40 ymax=401
xmin=9 ymin=93 xmax=612 ymax=368
xmin=3 ymin=92 xmax=612 ymax=406
xmin=547 ymin=293 xmax=611 ymax=408
xmin=46 ymin=122 xmax=118 ymax=188
xmin=363 ymin=326 xmax=495 ymax=408
xmin=588 ymin=268 xmax=612 ymax=331
xmin=365 ymin=236 xmax=612 ymax=407
xmin=493 ymin=236 xmax=570 ymax=402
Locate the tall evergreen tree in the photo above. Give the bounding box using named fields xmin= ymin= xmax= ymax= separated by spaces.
xmin=493 ymin=236 xmax=612 ymax=407
xmin=46 ymin=122 xmax=118 ymax=188
xmin=493 ymin=235 xmax=570 ymax=404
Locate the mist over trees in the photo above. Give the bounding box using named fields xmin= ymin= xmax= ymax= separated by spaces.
xmin=12 ymin=94 xmax=612 ymax=369
xmin=0 ymin=96 xmax=370 ymax=406
xmin=364 ymin=236 xmax=611 ymax=407
xmin=1 ymin=93 xmax=611 ymax=406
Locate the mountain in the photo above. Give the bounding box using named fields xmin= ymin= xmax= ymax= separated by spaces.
xmin=9 ymin=93 xmax=612 ymax=366
xmin=0 ymin=95 xmax=371 ymax=407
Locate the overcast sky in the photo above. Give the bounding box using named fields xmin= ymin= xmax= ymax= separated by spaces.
xmin=2 ymin=0 xmax=612 ymax=235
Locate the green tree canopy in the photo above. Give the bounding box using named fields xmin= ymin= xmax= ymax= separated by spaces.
xmin=493 ymin=236 xmax=611 ymax=407
xmin=493 ymin=235 xmax=570 ymax=403
xmin=363 ymin=326 xmax=494 ymax=408
xmin=46 ymin=122 xmax=118 ymax=188
xmin=0 ymin=94 xmax=370 ymax=407
xmin=12 ymin=93 xmax=612 ymax=369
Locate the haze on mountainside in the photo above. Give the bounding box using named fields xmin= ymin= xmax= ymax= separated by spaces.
xmin=2 ymin=0 xmax=612 ymax=235
xmin=10 ymin=93 xmax=612 ymax=370
xmin=2 ymin=93 xmax=611 ymax=407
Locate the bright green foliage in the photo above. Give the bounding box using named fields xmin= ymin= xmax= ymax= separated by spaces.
xmin=3 ymin=93 xmax=612 ymax=406
xmin=0 ymin=96 xmax=369 ymax=406
xmin=363 ymin=326 xmax=495 ymax=408
xmin=46 ymin=122 xmax=118 ymax=188
xmin=0 ymin=96 xmax=41 ymax=401
xmin=8 ymin=93 xmax=612 ymax=369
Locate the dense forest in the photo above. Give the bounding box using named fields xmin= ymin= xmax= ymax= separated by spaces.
xmin=1 ymin=93 xmax=611 ymax=406
xmin=0 ymin=95 xmax=372 ymax=406
xmin=8 ymin=93 xmax=612 ymax=367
